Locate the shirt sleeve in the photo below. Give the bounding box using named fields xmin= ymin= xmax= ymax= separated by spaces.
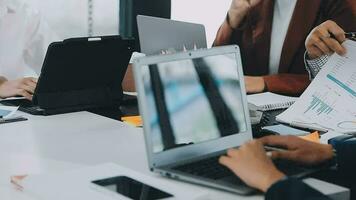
xmin=304 ymin=52 xmax=329 ymax=80
xmin=266 ymin=177 xmax=331 ymax=200
xmin=22 ymin=2 xmax=58 ymax=76
xmin=331 ymin=138 xmax=356 ymax=187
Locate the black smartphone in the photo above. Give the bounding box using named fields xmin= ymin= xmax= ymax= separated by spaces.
xmin=262 ymin=124 xmax=310 ymax=136
xmin=92 ymin=176 xmax=173 ymax=200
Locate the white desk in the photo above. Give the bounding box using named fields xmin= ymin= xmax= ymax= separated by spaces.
xmin=0 ymin=111 xmax=349 ymax=200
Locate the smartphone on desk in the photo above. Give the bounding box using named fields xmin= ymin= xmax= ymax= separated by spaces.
xmin=92 ymin=176 xmax=174 ymax=200
xmin=262 ymin=124 xmax=310 ymax=136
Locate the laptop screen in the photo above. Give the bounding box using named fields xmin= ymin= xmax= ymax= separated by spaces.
xmin=141 ymin=53 xmax=248 ymax=153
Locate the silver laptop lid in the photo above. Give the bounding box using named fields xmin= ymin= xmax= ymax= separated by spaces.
xmin=137 ymin=15 xmax=207 ymax=55
xmin=134 ymin=45 xmax=253 ymax=168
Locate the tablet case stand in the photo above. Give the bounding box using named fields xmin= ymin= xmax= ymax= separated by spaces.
xmin=32 ymin=35 xmax=134 ymax=115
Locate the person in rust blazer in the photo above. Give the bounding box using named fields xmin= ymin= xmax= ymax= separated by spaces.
xmin=214 ymin=0 xmax=355 ymax=96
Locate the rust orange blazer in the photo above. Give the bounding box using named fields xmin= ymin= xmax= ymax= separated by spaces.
xmin=214 ymin=0 xmax=355 ymax=96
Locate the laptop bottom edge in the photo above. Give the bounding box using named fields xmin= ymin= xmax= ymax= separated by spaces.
xmin=152 ymin=161 xmax=323 ymax=196
xmin=153 ymin=168 xmax=257 ymax=195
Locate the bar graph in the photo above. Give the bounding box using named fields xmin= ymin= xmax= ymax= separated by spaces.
xmin=304 ymin=95 xmax=334 ymax=115
xmin=277 ymin=41 xmax=356 ymax=133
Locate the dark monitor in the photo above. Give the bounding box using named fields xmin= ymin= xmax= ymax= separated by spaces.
xmin=119 ymin=0 xmax=171 ymax=51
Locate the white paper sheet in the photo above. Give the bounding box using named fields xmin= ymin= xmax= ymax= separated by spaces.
xmin=277 ymin=40 xmax=356 ymax=134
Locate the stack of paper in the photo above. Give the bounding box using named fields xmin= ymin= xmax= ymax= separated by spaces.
xmin=277 ymin=40 xmax=356 ymax=134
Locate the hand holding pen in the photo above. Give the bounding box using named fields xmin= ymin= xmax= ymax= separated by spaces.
xmin=305 ymin=20 xmax=354 ymax=59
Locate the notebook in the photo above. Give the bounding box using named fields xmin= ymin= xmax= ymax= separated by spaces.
xmin=247 ymin=92 xmax=298 ymax=111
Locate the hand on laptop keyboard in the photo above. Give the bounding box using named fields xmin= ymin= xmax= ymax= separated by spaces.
xmin=0 ymin=77 xmax=37 ymax=100
xmin=219 ymin=140 xmax=285 ymax=192
xmin=219 ymin=135 xmax=335 ymax=193
xmin=260 ymin=135 xmax=334 ymax=165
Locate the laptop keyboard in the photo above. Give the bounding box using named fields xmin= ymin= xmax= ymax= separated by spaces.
xmin=172 ymin=156 xmax=244 ymax=184
xmin=172 ymin=154 xmax=311 ymax=184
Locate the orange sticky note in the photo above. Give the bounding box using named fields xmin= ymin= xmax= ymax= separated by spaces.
xmin=299 ymin=131 xmax=320 ymax=143
xmin=122 ymin=116 xmax=142 ymax=127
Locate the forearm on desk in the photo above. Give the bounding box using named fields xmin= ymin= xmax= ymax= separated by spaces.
xmin=262 ymin=74 xmax=311 ymax=96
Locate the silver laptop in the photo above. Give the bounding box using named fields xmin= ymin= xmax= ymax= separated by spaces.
xmin=133 ymin=45 xmax=317 ymax=195
xmin=137 ymin=15 xmax=207 ymax=55
xmin=134 ymin=45 xmax=255 ymax=194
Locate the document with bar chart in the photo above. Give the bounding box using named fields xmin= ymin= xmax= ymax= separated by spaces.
xmin=277 ymin=40 xmax=356 ymax=134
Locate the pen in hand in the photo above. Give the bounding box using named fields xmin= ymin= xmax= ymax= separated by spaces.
xmin=331 ymin=32 xmax=356 ymax=41
xmin=345 ymin=32 xmax=356 ymax=41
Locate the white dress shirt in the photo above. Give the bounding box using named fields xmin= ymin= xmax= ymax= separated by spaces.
xmin=0 ymin=0 xmax=57 ymax=80
xmin=269 ymin=0 xmax=298 ymax=74
xmin=28 ymin=0 xmax=119 ymax=40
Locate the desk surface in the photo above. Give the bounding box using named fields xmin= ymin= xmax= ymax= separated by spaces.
xmin=0 ymin=111 xmax=348 ymax=200
xmin=0 ymin=111 xmax=255 ymax=199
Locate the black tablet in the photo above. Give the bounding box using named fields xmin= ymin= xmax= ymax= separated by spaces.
xmin=28 ymin=35 xmax=134 ymax=114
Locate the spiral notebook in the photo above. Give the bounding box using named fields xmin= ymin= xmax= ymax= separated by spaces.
xmin=247 ymin=92 xmax=298 ymax=111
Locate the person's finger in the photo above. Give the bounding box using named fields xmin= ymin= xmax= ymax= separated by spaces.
xmin=266 ymin=151 xmax=273 ymax=158
xmin=28 ymin=95 xmax=33 ymax=101
xmin=24 ymin=80 xmax=37 ymax=92
xmin=320 ymin=37 xmax=346 ymax=56
xmin=310 ymin=29 xmax=333 ymax=55
xmin=310 ymin=22 xmax=346 ymax=56
xmin=16 ymin=89 xmax=32 ymax=100
xmin=226 ymin=148 xmax=240 ymax=158
xmin=18 ymin=89 xmax=32 ymax=99
xmin=259 ymin=135 xmax=296 ymax=150
xmin=29 ymin=77 xmax=38 ymax=83
xmin=307 ymin=45 xmax=324 ymax=59
xmin=219 ymin=156 xmax=237 ymax=170
xmin=313 ymin=38 xmax=332 ymax=55
xmin=270 ymin=150 xmax=299 ymax=161
xmin=247 ymin=140 xmax=265 ymax=151
xmin=20 ymin=83 xmax=35 ymax=94
xmin=316 ymin=26 xmax=346 ymax=55
xmin=324 ymin=20 xmax=346 ymax=43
